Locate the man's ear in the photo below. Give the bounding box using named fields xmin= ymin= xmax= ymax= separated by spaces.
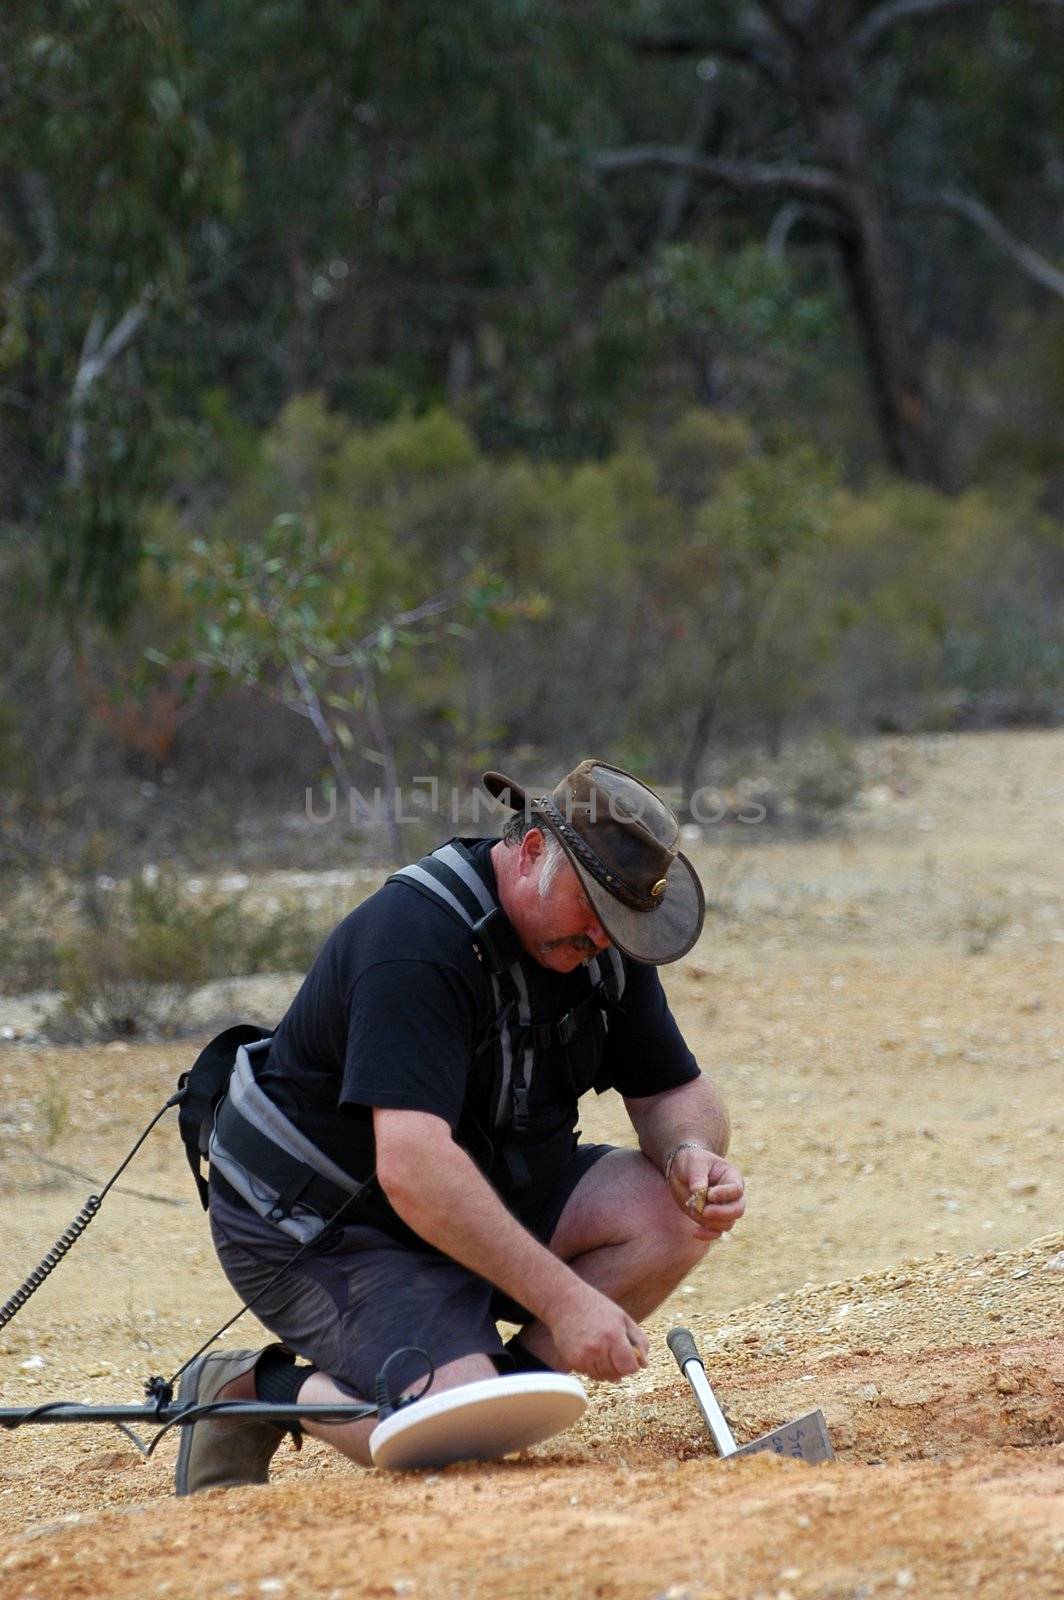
xmin=517 ymin=825 xmax=546 ymax=877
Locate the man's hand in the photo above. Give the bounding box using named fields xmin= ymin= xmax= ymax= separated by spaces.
xmin=543 ymin=1279 xmax=649 ymax=1382
xmin=665 ymin=1144 xmax=746 ymax=1244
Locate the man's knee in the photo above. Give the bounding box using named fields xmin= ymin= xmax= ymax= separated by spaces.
xmin=613 ymin=1152 xmax=712 ymax=1273
xmin=550 ymin=1148 xmax=710 ymax=1268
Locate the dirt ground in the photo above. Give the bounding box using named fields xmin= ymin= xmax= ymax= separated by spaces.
xmin=1 ymin=729 xmax=1062 ymax=1599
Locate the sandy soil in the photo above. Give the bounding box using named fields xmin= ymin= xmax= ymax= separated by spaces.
xmin=1 ymin=729 xmax=1062 ymax=1598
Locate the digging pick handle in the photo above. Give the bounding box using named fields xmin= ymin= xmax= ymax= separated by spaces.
xmin=667 ymin=1327 xmax=739 ymax=1455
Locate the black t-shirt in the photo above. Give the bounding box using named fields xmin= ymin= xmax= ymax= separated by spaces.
xmin=258 ymin=838 xmax=699 ymax=1223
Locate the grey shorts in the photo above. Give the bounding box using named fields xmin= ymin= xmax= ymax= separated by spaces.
xmin=208 ymin=1142 xmax=614 ymax=1399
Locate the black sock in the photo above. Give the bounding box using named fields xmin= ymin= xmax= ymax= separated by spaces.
xmin=255 ymin=1351 xmax=317 ymax=1407
xmin=504 ymin=1336 xmax=556 ymax=1375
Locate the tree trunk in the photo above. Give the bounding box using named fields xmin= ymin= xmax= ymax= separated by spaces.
xmin=800 ymin=15 xmax=940 ymax=482
xmin=835 ymin=186 xmax=938 ymax=482
xmin=680 ymin=695 xmax=719 ymax=813
xmin=681 ymin=645 xmax=740 ymax=808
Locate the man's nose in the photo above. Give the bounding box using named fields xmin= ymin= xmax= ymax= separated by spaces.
xmin=585 ymin=917 xmax=610 ymax=951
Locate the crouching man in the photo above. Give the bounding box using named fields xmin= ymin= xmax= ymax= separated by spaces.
xmin=177 ymin=760 xmax=745 ymax=1492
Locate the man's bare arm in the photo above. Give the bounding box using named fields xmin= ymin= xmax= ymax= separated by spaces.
xmin=373 ymin=1107 xmax=648 ymax=1380
xmin=624 ymin=1073 xmax=732 ymax=1166
xmin=624 ymin=1076 xmax=745 ymax=1242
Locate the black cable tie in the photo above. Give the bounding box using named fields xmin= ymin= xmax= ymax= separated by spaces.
xmin=144 ymin=1375 xmax=173 ymax=1413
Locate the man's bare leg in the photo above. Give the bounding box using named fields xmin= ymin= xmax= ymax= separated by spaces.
xmin=516 ymin=1148 xmax=711 ymax=1369
xmin=214 ymin=1353 xmax=498 ymax=1468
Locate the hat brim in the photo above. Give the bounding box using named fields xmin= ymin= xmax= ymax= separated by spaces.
xmin=482 ymin=769 xmax=705 ymax=966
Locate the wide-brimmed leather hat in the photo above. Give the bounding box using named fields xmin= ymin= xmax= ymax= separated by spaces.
xmin=482 ymin=759 xmax=705 ymax=965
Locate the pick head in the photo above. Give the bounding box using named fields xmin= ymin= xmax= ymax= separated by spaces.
xmin=732 ymin=1409 xmax=835 ymax=1465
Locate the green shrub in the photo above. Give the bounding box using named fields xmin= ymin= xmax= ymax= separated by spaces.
xmin=791 ymin=735 xmax=862 ymax=815
xmin=45 ymin=869 xmax=330 ymax=1041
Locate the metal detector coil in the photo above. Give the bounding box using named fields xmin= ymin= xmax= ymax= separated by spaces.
xmin=369 ymin=1372 xmax=588 ymax=1471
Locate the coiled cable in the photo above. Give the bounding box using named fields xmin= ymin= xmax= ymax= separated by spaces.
xmin=0 ymin=1196 xmax=103 ymax=1329
xmin=0 ymin=1089 xmax=181 ymax=1331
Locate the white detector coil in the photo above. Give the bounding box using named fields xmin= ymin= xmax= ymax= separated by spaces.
xmin=369 ymin=1372 xmax=588 ymax=1471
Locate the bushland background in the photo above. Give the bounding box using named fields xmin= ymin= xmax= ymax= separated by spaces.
xmin=3 ymin=4 xmax=1063 ymax=973
xmin=4 ymin=2 xmax=1064 ymax=1026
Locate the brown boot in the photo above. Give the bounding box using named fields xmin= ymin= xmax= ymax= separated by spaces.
xmin=174 ymin=1345 xmax=295 ymax=1496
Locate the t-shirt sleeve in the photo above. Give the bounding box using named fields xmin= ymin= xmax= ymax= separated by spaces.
xmin=340 ymin=958 xmax=481 ymax=1128
xmin=597 ymin=958 xmax=700 ymax=1098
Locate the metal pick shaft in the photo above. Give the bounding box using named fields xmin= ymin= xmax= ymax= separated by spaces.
xmin=666 ymin=1326 xmax=740 ymax=1457
xmin=675 ymin=1353 xmax=738 ymax=1456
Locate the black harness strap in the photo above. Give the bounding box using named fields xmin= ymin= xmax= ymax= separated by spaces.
xmin=388 ymin=841 xmax=626 ymax=1190
xmin=212 ymin=1094 xmax=354 ymax=1225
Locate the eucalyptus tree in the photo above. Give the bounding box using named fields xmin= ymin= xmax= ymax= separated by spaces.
xmin=0 ymin=0 xmax=238 ymax=619
xmin=597 ymin=0 xmax=1064 ymax=480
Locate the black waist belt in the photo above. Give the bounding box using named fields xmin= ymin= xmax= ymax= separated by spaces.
xmin=213 ymin=1094 xmax=355 ymax=1226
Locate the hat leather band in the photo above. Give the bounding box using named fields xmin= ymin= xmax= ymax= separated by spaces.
xmin=537 ymin=795 xmax=666 ymax=913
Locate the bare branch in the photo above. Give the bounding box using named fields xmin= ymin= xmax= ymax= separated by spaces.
xmin=915 ymin=187 xmax=1064 ymax=300
xmin=593 ymin=146 xmax=852 ymax=209
xmin=65 ymin=289 xmax=154 ymax=486
xmin=853 ymin=0 xmax=1064 ymax=55
xmin=312 ymin=593 xmax=458 ymax=669
xmin=282 ymin=647 xmax=369 ymax=814
xmin=765 ymin=200 xmax=806 ymax=259
xmin=73 ymin=295 xmax=153 ymax=398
